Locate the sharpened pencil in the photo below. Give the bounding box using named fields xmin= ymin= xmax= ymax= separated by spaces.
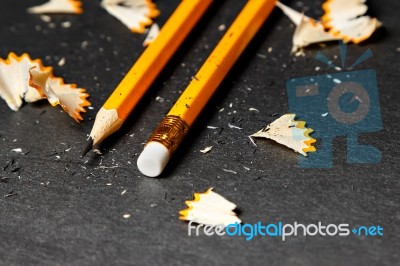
xmin=82 ymin=0 xmax=214 ymax=156
xmin=137 ymin=0 xmax=277 ymax=177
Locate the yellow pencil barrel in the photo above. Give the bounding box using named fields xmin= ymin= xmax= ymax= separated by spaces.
xmin=138 ymin=0 xmax=277 ymax=177
xmin=169 ymin=0 xmax=277 ymax=125
xmin=85 ymin=0 xmax=214 ymax=152
xmin=103 ymin=0 xmax=214 ymax=120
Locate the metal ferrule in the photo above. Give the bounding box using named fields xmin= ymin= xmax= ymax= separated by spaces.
xmin=147 ymin=115 xmax=189 ymax=154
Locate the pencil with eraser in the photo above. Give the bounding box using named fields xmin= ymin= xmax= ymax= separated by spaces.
xmin=82 ymin=0 xmax=214 ymax=156
xmin=137 ymin=0 xmax=277 ymax=177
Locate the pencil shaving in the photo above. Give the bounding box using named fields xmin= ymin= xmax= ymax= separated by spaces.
xmin=28 ymin=0 xmax=83 ymax=14
xmin=0 ymin=53 xmax=48 ymax=111
xmin=101 ymin=0 xmax=160 ymax=33
xmin=251 ymin=114 xmax=316 ymax=156
xmin=200 ymin=146 xmax=212 ymax=153
xmin=143 ymin=23 xmax=160 ymax=47
xmin=276 ymin=1 xmax=381 ymax=53
xmin=30 ymin=70 xmax=91 ymax=122
xmin=321 ymin=0 xmax=382 ymax=43
xmin=179 ymin=188 xmax=241 ymax=227
xmin=0 ymin=53 xmax=90 ymax=122
xmin=293 ymin=15 xmax=340 ymax=54
xmin=276 ymin=1 xmax=307 ymax=26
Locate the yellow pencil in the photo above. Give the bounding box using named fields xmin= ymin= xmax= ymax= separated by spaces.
xmin=82 ymin=0 xmax=214 ymax=156
xmin=137 ymin=0 xmax=277 ymax=177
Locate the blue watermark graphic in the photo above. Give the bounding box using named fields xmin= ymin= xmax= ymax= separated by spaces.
xmin=188 ymin=221 xmax=384 ymax=241
xmin=286 ymin=42 xmax=383 ymax=168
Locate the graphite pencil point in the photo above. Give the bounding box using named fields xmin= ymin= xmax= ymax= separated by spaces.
xmin=81 ymin=137 xmax=94 ymax=157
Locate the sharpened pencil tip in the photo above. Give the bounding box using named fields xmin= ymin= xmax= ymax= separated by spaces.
xmin=81 ymin=137 xmax=94 ymax=157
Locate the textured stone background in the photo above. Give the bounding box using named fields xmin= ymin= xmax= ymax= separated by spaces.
xmin=0 ymin=0 xmax=399 ymax=265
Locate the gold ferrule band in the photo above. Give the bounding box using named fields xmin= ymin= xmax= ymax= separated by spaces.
xmin=147 ymin=115 xmax=189 ymax=154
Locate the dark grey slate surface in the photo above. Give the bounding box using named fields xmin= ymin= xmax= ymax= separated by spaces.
xmin=0 ymin=0 xmax=399 ymax=265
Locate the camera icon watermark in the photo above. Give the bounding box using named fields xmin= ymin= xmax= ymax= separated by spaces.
xmin=286 ymin=42 xmax=383 ymax=168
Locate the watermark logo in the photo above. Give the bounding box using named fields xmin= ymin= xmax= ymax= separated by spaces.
xmin=286 ymin=42 xmax=383 ymax=168
xmin=188 ymin=221 xmax=384 ymax=241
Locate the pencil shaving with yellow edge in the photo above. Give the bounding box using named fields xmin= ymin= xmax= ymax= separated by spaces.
xmin=276 ymin=0 xmax=381 ymax=53
xmin=179 ymin=188 xmax=241 ymax=227
xmin=101 ymin=0 xmax=160 ymax=33
xmin=28 ymin=0 xmax=83 ymax=14
xmin=292 ymin=14 xmax=339 ymax=54
xmin=251 ymin=114 xmax=316 ymax=156
xmin=321 ymin=0 xmax=381 ymax=44
xmin=0 ymin=53 xmax=90 ymax=122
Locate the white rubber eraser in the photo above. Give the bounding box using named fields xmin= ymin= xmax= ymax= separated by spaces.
xmin=137 ymin=141 xmax=170 ymax=177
